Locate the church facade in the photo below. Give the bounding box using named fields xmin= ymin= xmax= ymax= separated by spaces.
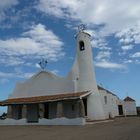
xmin=0 ymin=27 xmax=137 ymax=125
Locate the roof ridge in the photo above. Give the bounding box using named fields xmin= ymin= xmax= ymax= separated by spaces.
xmin=124 ymin=96 xmax=135 ymax=102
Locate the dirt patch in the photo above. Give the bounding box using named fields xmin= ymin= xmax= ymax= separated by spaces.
xmin=0 ymin=117 xmax=140 ymax=140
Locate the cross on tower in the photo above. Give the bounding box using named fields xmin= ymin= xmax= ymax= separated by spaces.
xmin=38 ymin=58 xmax=48 ymax=70
xmin=78 ymin=24 xmax=86 ymax=32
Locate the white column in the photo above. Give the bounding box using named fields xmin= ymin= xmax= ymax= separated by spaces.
xmin=78 ymin=100 xmax=85 ymax=117
xmin=39 ymin=103 xmax=45 ymax=119
xmin=56 ymin=101 xmax=64 ymax=118
xmin=7 ymin=105 xmax=12 ymax=118
xmin=22 ymin=105 xmax=27 ymax=118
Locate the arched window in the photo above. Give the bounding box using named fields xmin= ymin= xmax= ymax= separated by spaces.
xmin=79 ymin=41 xmax=85 ymax=51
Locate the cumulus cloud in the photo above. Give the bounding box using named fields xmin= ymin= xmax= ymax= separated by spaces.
xmin=51 ymin=69 xmax=59 ymax=75
xmin=37 ymin=0 xmax=140 ymax=35
xmin=123 ymin=59 xmax=133 ymax=64
xmin=85 ymin=29 xmax=111 ymax=50
xmin=130 ymin=52 xmax=140 ymax=58
xmin=0 ymin=56 xmax=24 ymax=66
xmin=135 ymin=60 xmax=140 ymax=64
xmin=0 ymin=0 xmax=18 ymax=21
xmin=0 ymin=0 xmax=18 ymax=9
xmin=95 ymin=60 xmax=126 ymax=69
xmin=0 ymin=78 xmax=9 ymax=84
xmin=36 ymin=0 xmax=79 ymax=19
xmin=0 ymin=71 xmax=34 ymax=79
xmin=36 ymin=0 xmax=140 ymax=64
xmin=121 ymin=45 xmax=134 ymax=51
xmin=0 ymin=24 xmax=65 ymax=67
xmin=116 ymin=22 xmax=140 ymax=45
xmin=95 ymin=51 xmax=111 ymax=60
xmin=0 ymin=72 xmax=14 ymax=78
xmin=91 ymin=36 xmax=109 ymax=50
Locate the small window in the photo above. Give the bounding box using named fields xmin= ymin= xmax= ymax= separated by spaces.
xmin=104 ymin=96 xmax=107 ymax=104
xmin=79 ymin=41 xmax=85 ymax=51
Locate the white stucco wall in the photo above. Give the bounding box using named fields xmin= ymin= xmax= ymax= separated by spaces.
xmin=87 ymin=92 xmax=106 ymax=120
xmin=123 ymin=101 xmax=137 ymax=116
xmin=0 ymin=118 xmax=85 ymax=125
xmin=112 ymin=96 xmax=119 ymax=116
xmin=9 ymin=71 xmax=75 ymax=98
xmin=98 ymin=89 xmax=119 ymax=119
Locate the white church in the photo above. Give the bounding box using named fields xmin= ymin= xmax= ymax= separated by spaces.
xmin=0 ymin=26 xmax=137 ymax=125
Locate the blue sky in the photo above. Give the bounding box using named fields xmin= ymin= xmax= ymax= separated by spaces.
xmin=0 ymin=0 xmax=140 ymax=113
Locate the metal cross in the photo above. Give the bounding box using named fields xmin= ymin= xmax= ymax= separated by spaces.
xmin=38 ymin=58 xmax=48 ymax=70
xmin=78 ymin=24 xmax=86 ymax=32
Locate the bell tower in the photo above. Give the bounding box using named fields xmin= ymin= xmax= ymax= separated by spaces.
xmin=76 ymin=25 xmax=98 ymax=92
xmin=75 ymin=25 xmax=105 ymax=120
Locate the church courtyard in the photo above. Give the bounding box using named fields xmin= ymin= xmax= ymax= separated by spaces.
xmin=0 ymin=117 xmax=139 ymax=140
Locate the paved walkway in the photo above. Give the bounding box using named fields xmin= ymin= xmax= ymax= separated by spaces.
xmin=0 ymin=117 xmax=140 ymax=140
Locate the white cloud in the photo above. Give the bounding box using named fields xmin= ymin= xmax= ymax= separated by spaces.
xmin=0 ymin=0 xmax=18 ymax=21
xmin=0 ymin=67 xmax=34 ymax=84
xmin=85 ymin=29 xmax=111 ymax=50
xmin=0 ymin=56 xmax=24 ymax=66
xmin=0 ymin=78 xmax=9 ymax=84
xmin=130 ymin=52 xmax=140 ymax=58
xmin=14 ymin=67 xmax=34 ymax=78
xmin=91 ymin=36 xmax=108 ymax=49
xmin=123 ymin=59 xmax=133 ymax=64
xmin=37 ymin=0 xmax=140 ymax=35
xmin=0 ymin=0 xmax=18 ymax=9
xmin=0 ymin=71 xmax=34 ymax=79
xmin=0 ymin=24 xmax=65 ymax=66
xmin=119 ymin=38 xmax=134 ymax=44
xmin=36 ymin=0 xmax=79 ymax=19
xmin=133 ymin=34 xmax=140 ymax=44
xmin=51 ymin=70 xmax=59 ymax=75
xmin=95 ymin=60 xmax=126 ymax=69
xmin=35 ymin=63 xmax=40 ymax=68
xmin=22 ymin=73 xmax=34 ymax=79
xmin=0 ymin=72 xmax=13 ymax=78
xmin=121 ymin=45 xmax=134 ymax=51
xmin=116 ymin=22 xmax=140 ymax=45
xmin=135 ymin=60 xmax=140 ymax=64
xmin=95 ymin=51 xmax=111 ymax=60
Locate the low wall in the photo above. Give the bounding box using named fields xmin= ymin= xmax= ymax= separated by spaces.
xmin=0 ymin=117 xmax=85 ymax=125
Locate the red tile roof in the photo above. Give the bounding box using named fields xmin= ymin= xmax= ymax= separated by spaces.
xmin=0 ymin=91 xmax=91 ymax=106
xmin=124 ymin=96 xmax=135 ymax=102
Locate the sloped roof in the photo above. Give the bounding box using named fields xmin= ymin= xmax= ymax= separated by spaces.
xmin=0 ymin=91 xmax=91 ymax=106
xmin=124 ymin=96 xmax=135 ymax=102
xmin=97 ymin=85 xmax=117 ymax=97
xmin=28 ymin=70 xmax=62 ymax=81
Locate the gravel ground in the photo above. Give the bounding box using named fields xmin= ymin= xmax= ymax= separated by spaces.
xmin=0 ymin=117 xmax=140 ymax=140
